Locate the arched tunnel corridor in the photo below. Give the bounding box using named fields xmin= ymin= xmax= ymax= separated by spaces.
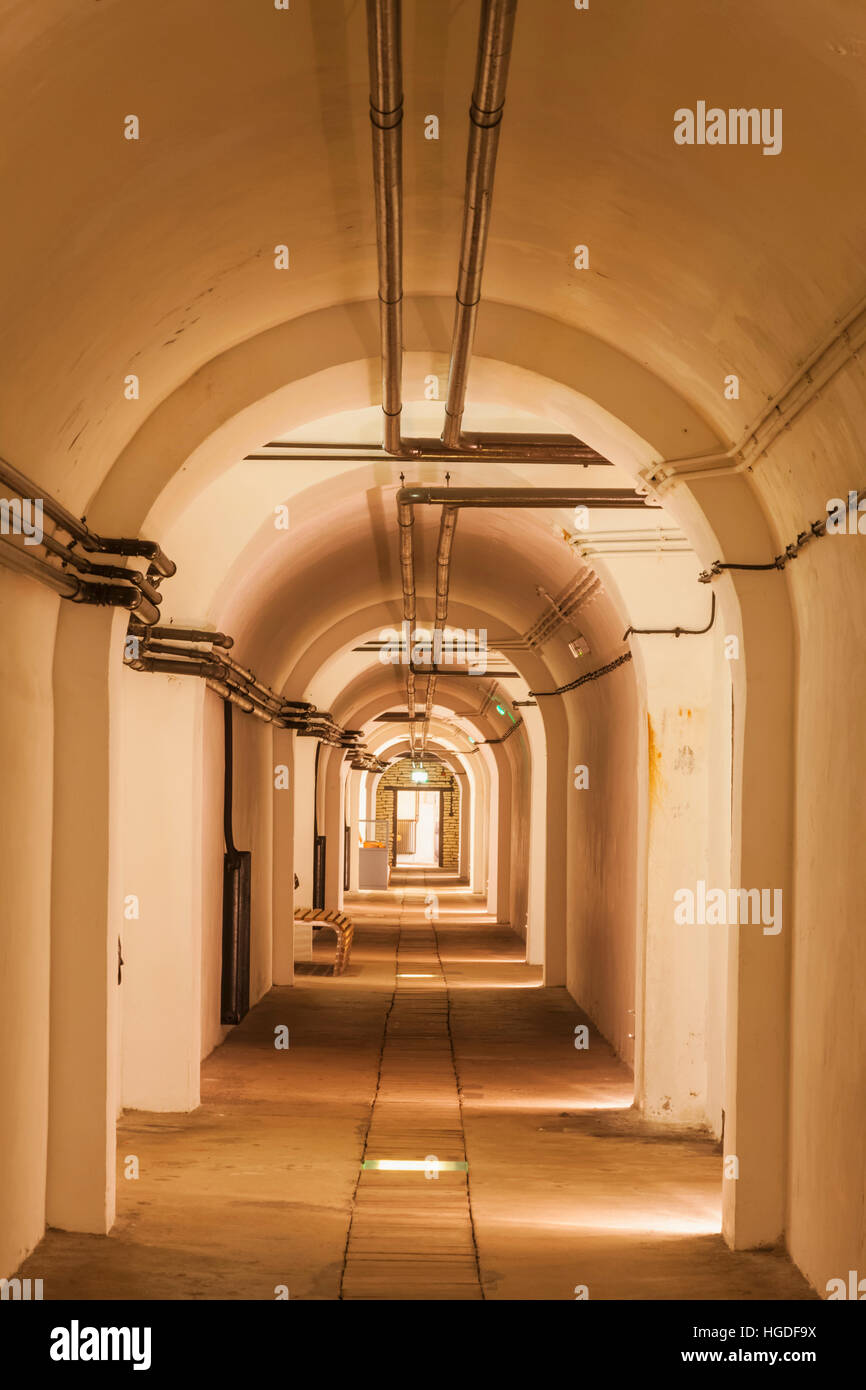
xmin=1 ymin=0 xmax=864 ymax=1334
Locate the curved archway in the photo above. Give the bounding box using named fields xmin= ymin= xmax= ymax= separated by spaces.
xmin=36 ymin=337 xmax=777 ymax=1262
xmin=4 ymin=3 xmax=865 ymax=1310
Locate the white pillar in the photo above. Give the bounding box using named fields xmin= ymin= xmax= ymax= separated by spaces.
xmin=272 ymin=725 xmax=295 ymax=984
xmin=0 ymin=575 xmax=57 ymax=1273
xmin=47 ymin=606 xmax=120 ymax=1234
xmin=119 ymin=670 xmax=205 ymax=1112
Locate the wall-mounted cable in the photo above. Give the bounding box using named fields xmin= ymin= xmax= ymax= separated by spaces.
xmin=623 ymin=591 xmax=716 ymax=640
xmin=477 ymin=718 xmax=524 ymax=746
xmin=698 ymin=489 xmax=865 ymax=583
xmin=530 ymin=650 xmax=633 ymax=698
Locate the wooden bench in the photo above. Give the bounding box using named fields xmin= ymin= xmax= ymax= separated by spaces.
xmin=293 ymin=906 xmax=355 ymax=975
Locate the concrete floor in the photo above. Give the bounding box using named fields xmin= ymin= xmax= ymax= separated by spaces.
xmin=20 ymin=877 xmax=815 ymax=1300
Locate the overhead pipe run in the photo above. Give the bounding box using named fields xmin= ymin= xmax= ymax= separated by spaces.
xmin=350 ymin=750 xmax=389 ymax=772
xmin=530 ymin=579 xmax=598 ymax=650
xmin=398 ymin=485 xmax=658 ymax=509
xmin=125 ymin=628 xmax=378 ymax=758
xmin=442 ymin=0 xmax=518 ymax=449
xmin=362 ymin=1 xmax=604 ymax=465
xmin=394 ymin=482 xmax=655 ymax=748
xmin=128 ymin=654 xmax=289 ymax=727
xmin=128 ymin=622 xmax=234 ymax=648
xmin=35 ymin=528 xmax=164 ymax=606
xmin=398 ymin=434 xmax=608 ymax=463
xmin=0 ymin=534 xmax=160 ymax=622
xmin=0 ymin=454 xmax=173 ymax=621
xmin=253 ymin=435 xmax=612 ymax=466
xmin=397 ymin=487 xmax=418 ymax=749
xmin=0 ymin=455 xmax=175 ymax=577
xmin=420 ymin=504 xmax=459 ymax=750
xmin=366 ymin=0 xmax=404 ymax=455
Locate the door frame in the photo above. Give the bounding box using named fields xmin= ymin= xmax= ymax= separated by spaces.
xmin=390 ymin=786 xmax=445 ymax=868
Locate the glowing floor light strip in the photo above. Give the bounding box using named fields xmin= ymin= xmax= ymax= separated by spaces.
xmin=362 ymin=1159 xmax=468 ymax=1172
xmin=398 ymin=972 xmax=434 ymax=978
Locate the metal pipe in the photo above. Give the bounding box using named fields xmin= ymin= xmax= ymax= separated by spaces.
xmin=442 ymin=0 xmax=518 ymax=448
xmin=38 ymin=529 xmax=164 ymax=605
xmin=144 ymin=639 xmax=234 ymax=661
xmin=402 ymin=433 xmax=602 ymax=461
xmin=93 ymin=587 xmax=160 ymax=623
xmin=434 ymin=507 xmax=459 ymax=624
xmin=127 ymin=642 xmax=372 ymax=752
xmin=128 ymin=623 xmax=234 ymax=648
xmin=250 ymin=438 xmax=610 ymax=464
xmin=262 ymin=433 xmax=606 ymax=458
xmin=0 ymin=454 xmax=175 ymax=576
xmin=0 ymin=533 xmax=80 ymax=597
xmin=148 ymin=644 xmax=285 ymax=712
xmin=397 ymin=495 xmax=416 ymax=620
xmin=398 ymin=485 xmax=656 ymax=509
xmin=0 ymin=455 xmax=96 ymax=549
xmin=129 ymin=655 xmax=226 ymax=680
xmin=367 ymin=0 xmax=404 ymax=454
xmin=206 ymin=678 xmax=258 ymax=717
xmin=82 ymin=534 xmax=175 ymax=578
xmin=526 ymin=575 xmax=600 ymax=648
xmin=410 ymin=666 xmax=519 ymax=678
xmin=212 ymin=651 xmax=286 ymax=711
xmin=421 ymin=504 xmax=459 ymax=748
xmin=0 ymin=534 xmax=161 ymax=620
xmin=130 ymin=654 xmax=285 ymax=724
xmin=397 ymin=489 xmax=417 ymax=747
xmin=392 ymin=483 xmax=651 ymax=749
xmin=129 ymin=644 xmax=296 ymax=726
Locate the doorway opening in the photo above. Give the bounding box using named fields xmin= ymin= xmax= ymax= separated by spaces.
xmin=395 ymin=788 xmax=441 ymax=867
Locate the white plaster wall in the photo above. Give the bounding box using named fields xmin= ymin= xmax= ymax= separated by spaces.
xmin=566 ymin=660 xmax=640 ymax=1066
xmin=271 ymin=725 xmax=295 ymax=985
xmin=634 ymin=625 xmax=730 ymax=1133
xmin=752 ymin=370 xmax=866 ymax=1292
xmin=508 ymin=742 xmax=529 ymax=936
xmin=292 ymin=736 xmax=317 ymax=908
xmin=562 ymin=543 xmax=731 ymax=1130
xmin=231 ymin=710 xmax=274 ymax=1009
xmin=47 ymin=606 xmax=123 ymax=1237
xmin=525 ymin=704 xmax=548 ymax=961
xmin=0 ymin=574 xmax=58 ymax=1276
xmin=200 ymin=689 xmax=228 ymax=1059
xmin=120 ymin=670 xmax=205 ymax=1112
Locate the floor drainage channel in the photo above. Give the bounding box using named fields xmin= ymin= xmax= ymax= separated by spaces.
xmin=339 ymin=917 xmax=484 ymax=1300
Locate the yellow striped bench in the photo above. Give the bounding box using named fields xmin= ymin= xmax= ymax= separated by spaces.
xmin=293 ymin=907 xmax=355 ymax=975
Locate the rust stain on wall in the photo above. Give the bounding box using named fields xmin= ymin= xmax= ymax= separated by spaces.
xmin=648 ymin=713 xmax=664 ymax=808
